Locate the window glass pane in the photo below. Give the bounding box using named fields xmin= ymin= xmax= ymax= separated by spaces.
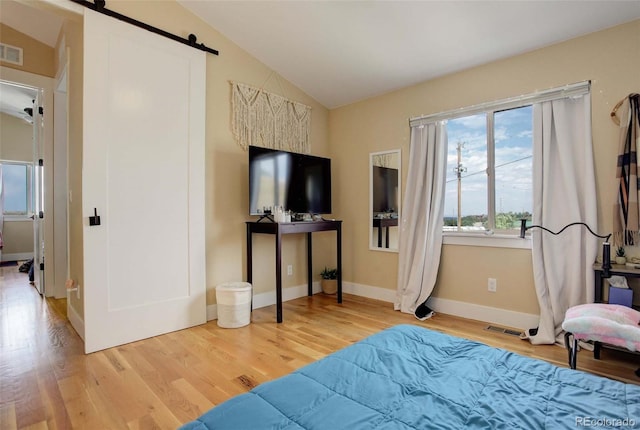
xmin=3 ymin=164 xmax=28 ymax=215
xmin=444 ymin=114 xmax=488 ymax=230
xmin=494 ymin=106 xmax=533 ymax=230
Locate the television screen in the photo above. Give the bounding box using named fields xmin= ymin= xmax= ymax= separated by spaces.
xmin=249 ymin=146 xmax=332 ymax=215
xmin=372 ymin=165 xmax=398 ymax=214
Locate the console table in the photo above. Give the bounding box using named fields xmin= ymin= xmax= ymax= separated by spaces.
xmin=246 ymin=220 xmax=342 ymax=323
xmin=372 ymin=218 xmax=398 ymax=248
xmin=593 ymin=263 xmax=640 ymax=303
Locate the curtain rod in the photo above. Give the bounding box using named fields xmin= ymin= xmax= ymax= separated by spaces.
xmin=410 ymin=81 xmax=590 ymax=126
xmin=69 ymin=0 xmax=219 ymax=56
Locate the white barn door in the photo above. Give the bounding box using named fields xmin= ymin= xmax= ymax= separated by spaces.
xmin=82 ymin=10 xmax=206 ymax=353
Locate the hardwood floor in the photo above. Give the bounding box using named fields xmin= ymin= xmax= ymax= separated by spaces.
xmin=1 ymin=265 xmax=638 ymax=429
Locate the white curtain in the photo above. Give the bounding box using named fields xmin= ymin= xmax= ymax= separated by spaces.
xmin=396 ymin=121 xmax=448 ymax=318
xmin=526 ymin=93 xmax=597 ymax=345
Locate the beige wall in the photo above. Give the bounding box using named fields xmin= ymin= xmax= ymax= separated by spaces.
xmin=0 ymin=23 xmax=55 ymax=77
xmin=52 ymin=0 xmax=332 ymax=318
xmin=1 ymin=112 xmax=32 ymax=160
xmin=331 ymin=19 xmax=640 ymax=316
xmin=0 ymin=112 xmax=34 ymax=258
xmin=9 ymin=2 xmax=638 ymax=321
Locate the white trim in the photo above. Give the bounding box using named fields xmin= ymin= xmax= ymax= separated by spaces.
xmin=426 ymin=296 xmax=539 ymax=330
xmin=207 ymin=281 xmax=537 ymax=331
xmin=443 ymin=233 xmax=531 ymax=249
xmin=2 ymin=252 xmax=33 ymax=262
xmin=410 ymin=81 xmax=590 ymax=126
xmin=67 ymin=299 xmax=85 ymax=341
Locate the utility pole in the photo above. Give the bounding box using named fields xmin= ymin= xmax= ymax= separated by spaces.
xmin=454 ymin=141 xmax=467 ymax=228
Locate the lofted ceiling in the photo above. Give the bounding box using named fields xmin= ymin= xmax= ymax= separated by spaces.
xmin=1 ymin=1 xmax=639 ymax=111
xmin=0 ymin=1 xmax=62 ymax=121
xmin=178 ymin=0 xmax=640 ymax=108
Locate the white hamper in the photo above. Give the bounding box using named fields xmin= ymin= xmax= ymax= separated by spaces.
xmin=216 ymin=282 xmax=252 ymax=328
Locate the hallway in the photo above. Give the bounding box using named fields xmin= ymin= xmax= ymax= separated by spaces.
xmin=0 ymin=264 xmax=83 ymax=428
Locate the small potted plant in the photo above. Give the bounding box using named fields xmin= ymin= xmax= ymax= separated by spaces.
xmin=320 ymin=267 xmax=338 ymax=295
xmin=615 ymin=246 xmax=626 ymax=265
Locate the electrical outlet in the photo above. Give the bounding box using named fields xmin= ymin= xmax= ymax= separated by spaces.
xmin=287 ymin=265 xmax=293 ymax=276
xmin=488 ymin=278 xmax=497 ymax=292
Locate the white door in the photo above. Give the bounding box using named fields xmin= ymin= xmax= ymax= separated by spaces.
xmin=32 ymin=90 xmax=45 ymax=295
xmin=82 ymin=10 xmax=206 ymax=353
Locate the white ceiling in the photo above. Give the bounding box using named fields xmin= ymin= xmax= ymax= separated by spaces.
xmin=1 ymin=1 xmax=639 ymax=111
xmin=0 ymin=83 xmax=37 ymax=123
xmin=1 ymin=1 xmax=63 ymax=48
xmin=178 ymin=0 xmax=640 ymax=108
xmin=0 ymin=1 xmax=62 ymax=121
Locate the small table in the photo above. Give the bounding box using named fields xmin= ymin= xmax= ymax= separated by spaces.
xmin=593 ymin=263 xmax=640 ymax=303
xmin=372 ymin=218 xmax=398 ymax=248
xmin=246 ymin=220 xmax=342 ymax=323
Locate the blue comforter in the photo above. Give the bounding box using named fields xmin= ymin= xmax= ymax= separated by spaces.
xmin=180 ymin=324 xmax=640 ymax=429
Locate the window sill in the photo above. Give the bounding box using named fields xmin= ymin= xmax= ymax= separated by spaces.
xmin=443 ymin=232 xmax=531 ymax=249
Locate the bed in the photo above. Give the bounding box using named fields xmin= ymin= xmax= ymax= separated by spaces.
xmin=180 ymin=324 xmax=640 ymax=429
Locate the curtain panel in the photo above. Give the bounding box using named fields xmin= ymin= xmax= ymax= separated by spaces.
xmin=396 ymin=121 xmax=447 ymax=319
xmin=526 ymin=93 xmax=597 ymax=345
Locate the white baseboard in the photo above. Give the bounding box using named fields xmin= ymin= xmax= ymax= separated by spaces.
xmin=205 ymin=281 xmax=539 ymax=331
xmin=2 ymin=252 xmax=33 ymax=262
xmin=425 ymin=297 xmax=539 ymax=330
xmin=67 ymin=303 xmax=85 ymax=341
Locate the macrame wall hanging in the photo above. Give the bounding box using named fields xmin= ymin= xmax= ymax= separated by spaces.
xmin=372 ymin=154 xmax=393 ymax=168
xmin=230 ymin=81 xmax=312 ymax=153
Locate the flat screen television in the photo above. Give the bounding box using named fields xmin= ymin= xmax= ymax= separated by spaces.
xmin=249 ymin=146 xmax=332 ymax=215
xmin=372 ymin=165 xmax=398 ymax=214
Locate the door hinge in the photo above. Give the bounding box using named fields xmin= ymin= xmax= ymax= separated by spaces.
xmin=38 ymin=106 xmax=44 ymax=115
xmin=39 ymin=211 xmax=44 ymax=219
xmin=39 ymin=263 xmax=44 ymax=270
xmin=38 ymin=159 xmax=43 ymax=166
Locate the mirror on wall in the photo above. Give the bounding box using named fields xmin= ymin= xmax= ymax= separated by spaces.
xmin=370 ymin=150 xmax=401 ymax=252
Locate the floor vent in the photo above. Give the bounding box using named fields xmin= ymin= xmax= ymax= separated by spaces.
xmin=0 ymin=43 xmax=23 ymax=66
xmin=485 ymin=325 xmax=522 ymax=337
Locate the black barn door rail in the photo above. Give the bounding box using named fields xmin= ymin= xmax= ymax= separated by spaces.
xmin=70 ymin=0 xmax=219 ymax=56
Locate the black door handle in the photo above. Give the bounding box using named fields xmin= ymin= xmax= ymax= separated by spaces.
xmin=89 ymin=208 xmax=101 ymax=226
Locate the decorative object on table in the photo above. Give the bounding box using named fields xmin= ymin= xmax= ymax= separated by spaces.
xmin=615 ymin=246 xmax=626 ymax=264
xmin=612 ymin=93 xmax=640 ymax=246
xmin=606 ymin=275 xmax=634 ymax=307
xmin=230 ymin=81 xmax=312 ymax=153
xmin=320 ymin=266 xmax=338 ymax=295
xmin=519 ymin=220 xmax=612 ymax=278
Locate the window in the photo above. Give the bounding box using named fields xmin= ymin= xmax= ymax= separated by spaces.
xmin=443 ymin=105 xmax=533 ymax=234
xmin=2 ymin=162 xmax=32 ymax=218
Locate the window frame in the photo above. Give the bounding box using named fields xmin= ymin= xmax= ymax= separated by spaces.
xmin=1 ymin=160 xmax=34 ymax=221
xmin=409 ymin=81 xmax=591 ymax=249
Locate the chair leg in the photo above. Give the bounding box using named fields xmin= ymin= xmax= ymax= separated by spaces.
xmin=564 ymin=332 xmax=578 ymax=370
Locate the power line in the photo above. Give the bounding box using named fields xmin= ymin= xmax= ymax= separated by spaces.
xmin=446 ymin=154 xmax=532 ymax=184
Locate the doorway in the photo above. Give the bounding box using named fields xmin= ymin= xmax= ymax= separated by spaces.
xmin=0 ymin=67 xmax=60 ymax=298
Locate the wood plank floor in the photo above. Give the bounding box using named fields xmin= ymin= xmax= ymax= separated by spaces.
xmin=1 ymin=265 xmax=638 ymax=429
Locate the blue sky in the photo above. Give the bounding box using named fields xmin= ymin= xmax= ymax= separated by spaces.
xmin=444 ymin=105 xmax=533 ymax=217
xmin=2 ymin=164 xmax=28 ymax=213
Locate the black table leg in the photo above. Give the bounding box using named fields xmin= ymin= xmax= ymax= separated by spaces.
xmin=307 ymin=232 xmax=313 ymax=296
xmin=275 ymin=228 xmax=283 ymax=323
xmin=337 ymin=225 xmax=342 ymax=304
